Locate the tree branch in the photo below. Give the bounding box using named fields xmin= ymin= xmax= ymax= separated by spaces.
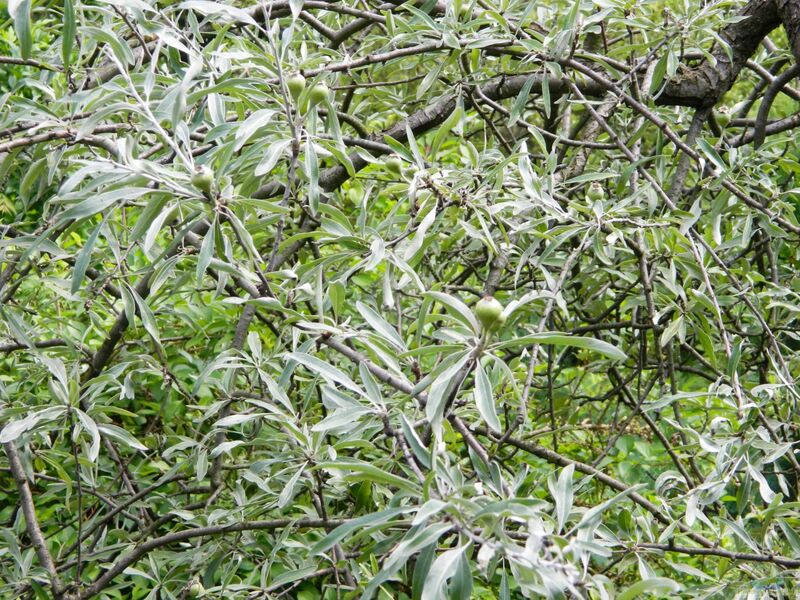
xmin=78 ymin=518 xmax=346 ymax=599
xmin=4 ymin=443 xmax=65 ymax=598
xmin=656 ymin=0 xmax=781 ymax=107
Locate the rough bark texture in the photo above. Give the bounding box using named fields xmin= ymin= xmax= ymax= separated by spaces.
xmin=657 ymin=0 xmax=786 ymax=107
xmin=777 ymin=0 xmax=800 ymax=61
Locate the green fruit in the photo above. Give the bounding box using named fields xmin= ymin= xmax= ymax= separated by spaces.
xmin=488 ymin=310 xmax=507 ymax=333
xmin=191 ymin=165 xmax=214 ymax=196
xmin=474 ymin=296 xmax=504 ymax=330
xmin=716 ymin=106 xmax=731 ymax=128
xmin=287 ymin=72 xmax=305 ymax=101
xmin=309 ymin=83 xmax=330 ymax=107
xmin=385 ymin=154 xmax=403 ymax=176
xmin=586 ymin=182 xmax=605 ymax=202
xmin=402 ymin=165 xmax=418 ymax=179
xmin=188 ymin=581 xmax=204 ymax=597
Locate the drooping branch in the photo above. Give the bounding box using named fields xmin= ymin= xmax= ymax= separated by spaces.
xmin=77 ymin=518 xmax=346 ymax=599
xmin=753 ymin=62 xmax=800 ymax=146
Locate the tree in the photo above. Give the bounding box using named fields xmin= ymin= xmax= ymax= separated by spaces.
xmin=2 ymin=0 xmax=800 ymax=598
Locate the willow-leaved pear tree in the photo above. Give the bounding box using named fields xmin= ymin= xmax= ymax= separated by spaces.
xmin=3 ymin=0 xmax=800 ymax=598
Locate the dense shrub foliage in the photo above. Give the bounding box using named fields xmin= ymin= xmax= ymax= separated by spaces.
xmin=2 ymin=0 xmax=800 ymax=598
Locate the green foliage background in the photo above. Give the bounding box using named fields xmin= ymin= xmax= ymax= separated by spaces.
xmin=1 ymin=0 xmax=800 ymax=599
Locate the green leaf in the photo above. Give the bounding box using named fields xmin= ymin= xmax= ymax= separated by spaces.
xmin=649 ymin=51 xmax=669 ymax=95
xmin=9 ymin=0 xmax=33 ymax=60
xmin=474 ymin=361 xmax=501 ymax=433
xmin=59 ymin=188 xmax=153 ymax=222
xmin=509 ymin=76 xmax=535 ymax=125
xmin=422 ymin=544 xmax=469 ymax=600
xmin=356 ymin=301 xmax=407 ymax=352
xmin=448 ymin=551 xmax=473 ymax=600
xmin=726 ymin=337 xmax=742 ymax=379
xmin=659 ymin=314 xmax=683 ymax=348
xmin=697 ymin=138 xmax=727 ymax=173
xmin=306 ymin=138 xmax=320 ymax=213
xmin=0 ymin=407 xmax=66 ymax=444
xmin=492 ymin=332 xmax=627 ymax=361
xmin=266 ymin=566 xmax=319 ymax=591
xmin=255 ymin=139 xmax=292 ymax=176
xmin=361 ymin=522 xmax=453 ymax=599
xmin=413 ymin=543 xmax=437 ymax=600
xmin=62 ymin=0 xmax=76 ymax=68
xmin=234 ymin=109 xmax=277 ymax=151
xmin=315 ymin=459 xmax=420 ymax=493
xmin=74 ymin=408 xmax=101 ymax=462
xmin=96 ymin=424 xmax=148 ymax=452
xmin=549 ymin=464 xmax=574 ymax=533
xmin=617 ymin=577 xmax=681 ymax=600
xmin=424 ymin=291 xmax=480 ymax=333
xmin=83 ymin=26 xmax=135 ymax=66
xmin=195 ymin=219 xmax=216 ymax=286
xmin=425 ymin=352 xmax=471 ymax=432
xmin=132 ymin=195 xmax=171 ymax=250
xmin=71 ymin=218 xmax=105 ymax=294
xmin=541 ymin=68 xmax=551 ymax=118
xmin=311 ymin=507 xmax=412 ymax=554
xmin=430 ymin=99 xmax=463 ymax=157
xmin=404 ymin=205 xmax=437 ymax=263
xmin=278 ymin=461 xmax=307 ymax=508
xmin=286 ymin=352 xmax=365 ymax=396
xmin=127 ymin=284 xmax=161 ymax=347
xmin=401 ymin=415 xmax=431 ymax=469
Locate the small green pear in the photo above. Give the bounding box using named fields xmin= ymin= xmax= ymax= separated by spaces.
xmin=385 ymin=154 xmax=404 ymax=176
xmin=187 ymin=581 xmax=204 ymax=597
xmin=474 ymin=296 xmax=504 ymax=330
xmin=488 ymin=310 xmax=507 ymax=333
xmin=586 ymin=181 xmax=605 ymax=202
xmin=191 ymin=165 xmax=214 ymax=197
xmin=716 ymin=106 xmax=731 ymax=128
xmin=287 ymin=72 xmax=306 ymax=101
xmin=308 ymin=83 xmax=330 ymax=107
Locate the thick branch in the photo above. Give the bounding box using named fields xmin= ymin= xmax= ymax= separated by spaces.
xmin=657 ymin=0 xmax=781 ymax=107
xmin=4 ymin=443 xmax=65 ymax=598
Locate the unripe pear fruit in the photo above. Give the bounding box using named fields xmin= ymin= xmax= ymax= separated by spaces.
xmin=192 ymin=165 xmax=214 ymax=196
xmin=586 ymin=181 xmax=605 ymax=202
xmin=474 ymin=296 xmax=504 ymax=330
xmin=385 ymin=154 xmax=404 ymax=176
xmin=287 ymin=72 xmax=305 ymax=101
xmin=402 ymin=165 xmax=418 ymax=179
xmin=488 ymin=310 xmax=507 ymax=333
xmin=308 ymin=83 xmax=330 ymax=107
xmin=716 ymin=106 xmax=731 ymax=128
xmin=188 ymin=581 xmax=204 ymax=597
